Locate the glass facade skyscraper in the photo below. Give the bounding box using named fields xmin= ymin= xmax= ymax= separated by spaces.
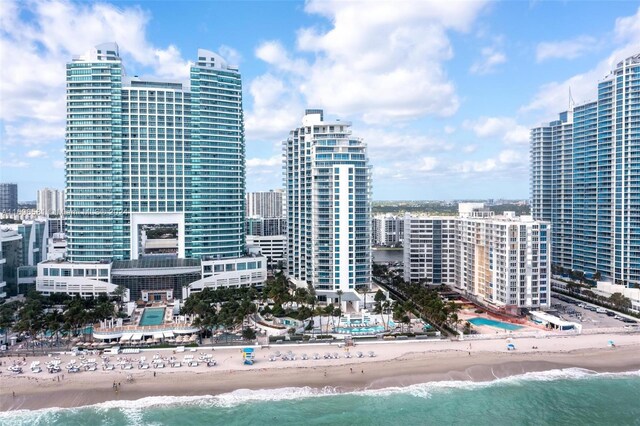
xmin=66 ymin=43 xmax=244 ymax=262
xmin=284 ymin=110 xmax=372 ymax=302
xmin=531 ymin=53 xmax=640 ymax=287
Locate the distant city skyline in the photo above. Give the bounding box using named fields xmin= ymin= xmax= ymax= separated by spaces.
xmin=1 ymin=1 xmax=639 ymax=199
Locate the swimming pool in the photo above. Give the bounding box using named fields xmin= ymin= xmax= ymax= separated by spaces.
xmin=467 ymin=317 xmax=523 ymax=331
xmin=139 ymin=308 xmax=166 ymax=326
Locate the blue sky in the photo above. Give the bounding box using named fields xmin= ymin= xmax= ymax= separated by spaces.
xmin=1 ymin=1 xmax=639 ymax=201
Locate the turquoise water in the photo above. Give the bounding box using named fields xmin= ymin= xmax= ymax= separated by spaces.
xmin=3 ymin=369 xmax=639 ymax=426
xmin=468 ymin=317 xmax=523 ymax=331
xmin=139 ymin=308 xmax=165 ymax=326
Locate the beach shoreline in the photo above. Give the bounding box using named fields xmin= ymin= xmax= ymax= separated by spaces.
xmin=1 ymin=333 xmax=639 ymax=412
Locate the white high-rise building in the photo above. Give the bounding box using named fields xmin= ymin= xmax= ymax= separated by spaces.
xmin=284 ymin=109 xmax=372 ymax=306
xmin=403 ymin=215 xmax=457 ymax=285
xmin=372 ymin=214 xmax=404 ymax=246
xmin=403 ymin=204 xmax=551 ymax=313
xmin=37 ymin=188 xmax=65 ymax=216
xmin=246 ymin=190 xmax=283 ymax=218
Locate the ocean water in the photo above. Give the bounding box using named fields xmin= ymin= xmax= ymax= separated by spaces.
xmin=3 ymin=369 xmax=640 ymax=426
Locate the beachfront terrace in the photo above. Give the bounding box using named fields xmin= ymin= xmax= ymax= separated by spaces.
xmin=93 ymin=323 xmax=199 ymax=341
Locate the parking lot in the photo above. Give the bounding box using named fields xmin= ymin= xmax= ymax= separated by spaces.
xmin=550 ymin=296 xmax=637 ymax=329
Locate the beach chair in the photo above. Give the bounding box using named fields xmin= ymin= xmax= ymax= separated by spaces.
xmin=368 ymin=351 xmax=376 ymax=357
xmin=313 ymin=353 xmax=320 ymax=360
xmin=356 ymin=351 xmax=363 ymax=358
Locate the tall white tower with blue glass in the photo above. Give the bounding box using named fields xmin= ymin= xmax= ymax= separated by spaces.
xmin=65 ymin=43 xmax=245 ymax=262
xmin=284 ymin=110 xmax=372 ymax=306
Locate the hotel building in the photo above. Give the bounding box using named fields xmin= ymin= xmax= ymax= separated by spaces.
xmin=36 ymin=42 xmax=266 ymax=300
xmin=65 ymin=42 xmax=244 ymax=262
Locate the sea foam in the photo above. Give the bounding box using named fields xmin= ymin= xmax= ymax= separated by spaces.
xmin=2 ymin=368 xmax=639 ymax=423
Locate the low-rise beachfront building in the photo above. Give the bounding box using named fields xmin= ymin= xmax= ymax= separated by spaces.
xmin=36 ymin=255 xmax=267 ymax=301
xmin=246 ymin=235 xmax=286 ymax=266
xmin=36 ymin=260 xmax=122 ymax=299
xmin=183 ymin=255 xmax=267 ymax=298
xmin=593 ymin=282 xmax=640 ymax=313
xmin=403 ymin=204 xmax=551 ymax=314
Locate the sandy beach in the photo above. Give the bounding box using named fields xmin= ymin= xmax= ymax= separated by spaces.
xmin=1 ymin=332 xmax=639 ymax=412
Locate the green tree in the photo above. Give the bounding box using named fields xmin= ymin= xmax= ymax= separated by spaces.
xmin=609 ymin=293 xmax=631 ymax=310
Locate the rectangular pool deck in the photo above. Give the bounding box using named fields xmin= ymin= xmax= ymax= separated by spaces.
xmin=139 ymin=308 xmax=166 ymax=327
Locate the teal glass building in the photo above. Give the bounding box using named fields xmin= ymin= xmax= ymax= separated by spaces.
xmin=531 ymin=53 xmax=640 ymax=287
xmin=66 ymin=43 xmax=245 ymax=262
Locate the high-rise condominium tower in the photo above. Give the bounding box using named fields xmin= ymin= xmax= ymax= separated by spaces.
xmin=66 ymin=43 xmax=245 ymax=262
xmin=0 ymin=183 xmax=18 ymax=212
xmin=284 ymin=109 xmax=372 ymax=304
xmin=246 ymin=190 xmax=283 ymax=218
xmin=531 ymin=53 xmax=640 ymax=287
xmin=37 ymin=188 xmax=65 ymax=216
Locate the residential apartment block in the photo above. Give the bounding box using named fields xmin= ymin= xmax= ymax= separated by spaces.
xmin=372 ymin=214 xmax=404 ymax=246
xmin=531 ymin=53 xmax=640 ymax=287
xmin=404 ymin=204 xmax=551 ymax=312
xmin=284 ymin=109 xmax=372 ymax=305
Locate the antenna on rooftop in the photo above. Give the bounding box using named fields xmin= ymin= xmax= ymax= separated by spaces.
xmin=568 ymin=86 xmax=575 ymax=110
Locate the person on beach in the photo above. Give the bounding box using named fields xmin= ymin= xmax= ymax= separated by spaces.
xmin=350 ymin=368 xmax=353 ymax=373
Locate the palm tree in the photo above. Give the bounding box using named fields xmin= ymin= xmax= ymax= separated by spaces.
xmin=356 ymin=286 xmax=370 ymax=311
xmin=314 ymin=306 xmax=325 ymax=335
xmin=324 ymin=304 xmax=335 ymax=329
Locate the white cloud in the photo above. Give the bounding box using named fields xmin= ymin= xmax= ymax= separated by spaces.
xmin=247 ymin=0 xmax=489 ymax=126
xmin=452 ymin=149 xmax=527 ymax=175
xmin=372 ymin=156 xmax=441 ymax=181
xmin=614 ymin=7 xmax=640 ymax=41
xmin=244 ymin=73 xmax=303 ymax=140
xmin=0 ymin=0 xmax=193 ymax=150
xmin=536 ymin=36 xmax=597 ymax=62
xmin=0 ymin=159 xmax=29 ymax=168
xmin=218 ymin=45 xmax=242 ymax=66
xmin=464 ymin=116 xmax=530 ymax=145
xmin=462 ymin=144 xmax=477 ymax=153
xmin=470 ymin=46 xmax=507 ymax=75
xmin=26 ymin=150 xmax=48 ymax=158
xmin=361 ymin=128 xmax=453 ymax=163
xmin=1 ymin=122 xmax=65 ymax=146
xmin=444 ymin=125 xmax=456 ymax=134
xmin=247 ymin=155 xmax=282 ymax=169
xmin=523 ymin=7 xmax=640 ymax=115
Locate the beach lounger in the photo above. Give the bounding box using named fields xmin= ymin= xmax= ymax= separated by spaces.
xmin=356 ymin=351 xmax=363 ymax=358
